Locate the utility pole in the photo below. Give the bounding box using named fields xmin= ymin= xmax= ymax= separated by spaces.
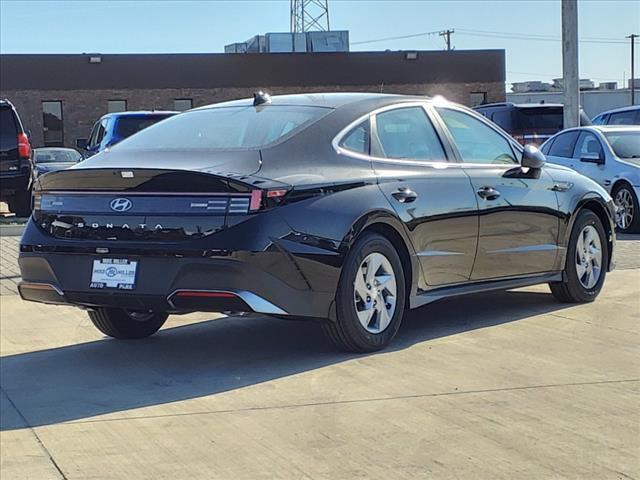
xmin=291 ymin=0 xmax=330 ymax=33
xmin=439 ymin=29 xmax=455 ymax=51
xmin=561 ymin=0 xmax=579 ymax=128
xmin=627 ymin=34 xmax=638 ymax=105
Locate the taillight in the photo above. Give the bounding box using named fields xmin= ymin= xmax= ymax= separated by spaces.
xmin=17 ymin=133 xmax=31 ymax=159
xmin=248 ymin=188 xmax=289 ymax=212
xmin=512 ymin=134 xmax=525 ymax=145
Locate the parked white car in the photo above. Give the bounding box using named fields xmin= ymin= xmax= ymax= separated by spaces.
xmin=541 ymin=126 xmax=640 ymax=233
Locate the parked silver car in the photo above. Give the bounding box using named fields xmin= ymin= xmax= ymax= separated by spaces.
xmin=541 ymin=126 xmax=640 ymax=233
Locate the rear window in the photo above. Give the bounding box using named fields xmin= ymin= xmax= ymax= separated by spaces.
xmin=605 ymin=132 xmax=640 ymax=160
xmin=0 ymin=107 xmax=18 ymax=151
xmin=114 ymin=115 xmax=174 ymax=139
xmin=115 ymin=106 xmax=329 ymax=151
xmin=608 ymin=110 xmax=639 ymax=126
xmin=516 ymin=107 xmax=564 ymax=131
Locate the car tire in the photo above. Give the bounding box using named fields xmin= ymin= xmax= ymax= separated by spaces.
xmin=8 ymin=189 xmax=32 ymax=217
xmin=612 ymin=183 xmax=640 ymax=233
xmin=549 ymin=210 xmax=608 ymax=303
xmin=322 ymin=232 xmax=406 ymax=353
xmin=88 ymin=308 xmax=168 ymax=339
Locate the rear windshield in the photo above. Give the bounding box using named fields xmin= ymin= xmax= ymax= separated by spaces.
xmin=114 ymin=115 xmax=174 ymax=139
xmin=0 ymin=107 xmax=18 ymax=151
xmin=35 ymin=149 xmax=81 ymax=163
xmin=605 ymin=132 xmax=640 ymax=161
xmin=114 ymin=106 xmax=329 ymax=151
xmin=516 ymin=107 xmax=564 ymax=131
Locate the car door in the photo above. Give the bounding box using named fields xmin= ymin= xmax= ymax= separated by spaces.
xmin=569 ymin=131 xmax=610 ymax=188
xmin=366 ymin=104 xmax=479 ymax=288
xmin=434 ymin=106 xmax=561 ymax=280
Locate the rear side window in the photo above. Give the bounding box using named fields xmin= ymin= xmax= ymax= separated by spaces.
xmin=437 ymin=108 xmax=517 ymax=164
xmin=573 ymin=132 xmax=603 ymax=159
xmin=340 ymin=120 xmax=369 ymax=154
xmin=0 ymin=107 xmax=18 ymax=151
xmin=516 ymin=107 xmax=563 ymax=131
xmin=548 ymin=131 xmax=579 ymax=157
xmin=608 ymin=110 xmax=638 ymax=125
xmin=114 ymin=115 xmax=173 ymax=139
xmin=115 ymin=106 xmax=328 ymax=151
xmin=375 ymin=107 xmax=445 ymax=161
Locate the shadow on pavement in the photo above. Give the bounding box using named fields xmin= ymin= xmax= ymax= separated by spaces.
xmin=1 ymin=288 xmax=568 ymax=431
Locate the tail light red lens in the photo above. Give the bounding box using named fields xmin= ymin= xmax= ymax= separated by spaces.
xmin=249 ymin=188 xmax=289 ymax=212
xmin=17 ymin=133 xmax=31 ymax=159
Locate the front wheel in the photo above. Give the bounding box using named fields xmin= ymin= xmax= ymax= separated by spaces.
xmin=88 ymin=308 xmax=168 ymax=339
xmin=549 ymin=210 xmax=608 ymax=303
xmin=322 ymin=233 xmax=406 ymax=353
xmin=613 ymin=183 xmax=640 ymax=233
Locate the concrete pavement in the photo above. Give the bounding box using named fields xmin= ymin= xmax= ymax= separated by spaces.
xmin=1 ymin=268 xmax=639 ymax=479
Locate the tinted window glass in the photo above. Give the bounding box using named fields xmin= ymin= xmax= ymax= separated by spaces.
xmin=437 ymin=108 xmax=517 ymax=164
xmin=516 ymin=107 xmax=563 ymax=131
xmin=548 ymin=131 xmax=579 ymax=157
xmin=174 ymin=99 xmax=193 ymax=111
xmin=107 ymin=100 xmax=127 ymax=113
xmin=573 ymin=132 xmax=603 ymax=159
xmin=42 ymin=101 xmax=63 ymax=146
xmin=35 ymin=149 xmax=82 ymax=163
xmin=605 ymin=132 xmax=640 ymax=160
xmin=375 ymin=107 xmax=445 ymax=161
xmin=491 ymin=110 xmax=512 ymax=130
xmin=609 ymin=110 xmax=638 ymax=125
xmin=340 ymin=120 xmax=369 ymax=154
xmin=114 ymin=115 xmax=174 ymax=140
xmin=0 ymin=107 xmax=18 ymax=151
xmin=116 ymin=106 xmax=327 ymax=151
xmin=87 ymin=121 xmax=100 ymax=148
xmin=592 ymin=114 xmax=606 ymax=125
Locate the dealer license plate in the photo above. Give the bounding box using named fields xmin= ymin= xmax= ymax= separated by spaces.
xmin=90 ymin=258 xmax=138 ymax=290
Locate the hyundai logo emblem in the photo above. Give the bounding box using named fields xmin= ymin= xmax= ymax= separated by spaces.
xmin=110 ymin=198 xmax=133 ymax=212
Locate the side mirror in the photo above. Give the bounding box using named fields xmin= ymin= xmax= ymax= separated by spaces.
xmin=521 ymin=144 xmax=546 ymax=169
xmin=76 ymin=138 xmax=88 ymax=150
xmin=580 ymin=153 xmax=604 ymax=164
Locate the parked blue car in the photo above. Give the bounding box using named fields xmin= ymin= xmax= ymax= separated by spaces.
xmin=76 ymin=111 xmax=177 ymax=157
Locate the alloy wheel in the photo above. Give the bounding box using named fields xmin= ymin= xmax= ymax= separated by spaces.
xmin=575 ymin=225 xmax=602 ymax=289
xmin=614 ymin=188 xmax=634 ymax=230
xmin=353 ymin=252 xmax=397 ymax=334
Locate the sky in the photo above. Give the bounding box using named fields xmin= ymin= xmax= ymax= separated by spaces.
xmin=0 ymin=0 xmax=638 ymax=90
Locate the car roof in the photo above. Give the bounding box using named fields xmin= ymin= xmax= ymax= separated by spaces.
xmin=34 ymin=147 xmax=79 ymax=151
xmin=597 ymin=104 xmax=640 ymax=116
xmin=194 ymin=92 xmax=428 ymax=111
xmin=551 ymin=125 xmax=640 ymax=135
xmin=475 ymin=102 xmax=565 ymax=109
xmin=100 ymin=111 xmax=178 ymax=119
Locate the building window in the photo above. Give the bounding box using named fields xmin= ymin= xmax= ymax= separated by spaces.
xmin=174 ymin=99 xmax=193 ymax=111
xmin=469 ymin=91 xmax=488 ymax=107
xmin=107 ymin=100 xmax=127 ymax=113
xmin=42 ymin=101 xmax=63 ymax=146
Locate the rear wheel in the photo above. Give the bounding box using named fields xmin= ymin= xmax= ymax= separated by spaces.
xmin=322 ymin=233 xmax=406 ymax=352
xmin=613 ymin=183 xmax=640 ymax=233
xmin=88 ymin=308 xmax=168 ymax=339
xmin=549 ymin=210 xmax=608 ymax=303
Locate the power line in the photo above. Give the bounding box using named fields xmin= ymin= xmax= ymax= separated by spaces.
xmin=351 ymin=30 xmax=441 ymax=46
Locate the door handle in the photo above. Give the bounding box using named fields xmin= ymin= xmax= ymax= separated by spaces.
xmin=392 ymin=187 xmax=418 ymax=203
xmin=476 ymin=186 xmax=501 ymax=200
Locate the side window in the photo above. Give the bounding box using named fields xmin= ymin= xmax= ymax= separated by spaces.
xmin=540 ymin=138 xmax=554 ymax=155
xmin=87 ymin=122 xmax=100 ymax=148
xmin=339 ymin=120 xmax=369 ymax=154
xmin=375 ymin=107 xmax=445 ymax=161
xmin=436 ymin=108 xmax=517 ymax=164
xmin=548 ymin=131 xmax=579 ymax=157
xmin=591 ymin=114 xmax=606 ymax=126
xmin=573 ymin=132 xmax=603 ymax=159
xmin=609 ymin=110 xmax=636 ymax=125
xmin=96 ymin=119 xmax=108 ymax=146
xmin=491 ymin=110 xmax=512 ymax=130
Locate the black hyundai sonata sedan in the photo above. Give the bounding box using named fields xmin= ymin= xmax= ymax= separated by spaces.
xmin=19 ymin=93 xmax=616 ymax=352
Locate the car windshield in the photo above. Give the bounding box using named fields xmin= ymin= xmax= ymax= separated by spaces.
xmin=114 ymin=106 xmax=329 ymax=151
xmin=0 ymin=107 xmax=18 ymax=151
xmin=35 ymin=149 xmax=81 ymax=163
xmin=114 ymin=115 xmax=175 ymax=139
xmin=605 ymin=132 xmax=640 ymax=161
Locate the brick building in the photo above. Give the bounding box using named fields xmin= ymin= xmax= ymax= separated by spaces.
xmin=0 ymin=50 xmax=505 ymax=148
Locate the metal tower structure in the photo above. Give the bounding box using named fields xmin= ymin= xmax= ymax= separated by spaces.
xmin=290 ymin=0 xmax=330 ymax=33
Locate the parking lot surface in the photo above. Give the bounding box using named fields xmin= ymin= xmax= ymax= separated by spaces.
xmin=1 ymin=231 xmax=639 ymax=479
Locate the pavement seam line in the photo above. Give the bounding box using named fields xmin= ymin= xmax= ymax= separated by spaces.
xmin=63 ymin=377 xmax=640 ymax=426
xmin=1 ymin=386 xmax=68 ymax=480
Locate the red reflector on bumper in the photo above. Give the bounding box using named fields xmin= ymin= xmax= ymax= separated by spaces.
xmin=174 ymin=291 xmax=237 ymax=298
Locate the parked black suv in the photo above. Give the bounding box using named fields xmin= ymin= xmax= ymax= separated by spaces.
xmin=474 ymin=102 xmax=591 ymax=146
xmin=0 ymin=99 xmax=33 ymax=216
